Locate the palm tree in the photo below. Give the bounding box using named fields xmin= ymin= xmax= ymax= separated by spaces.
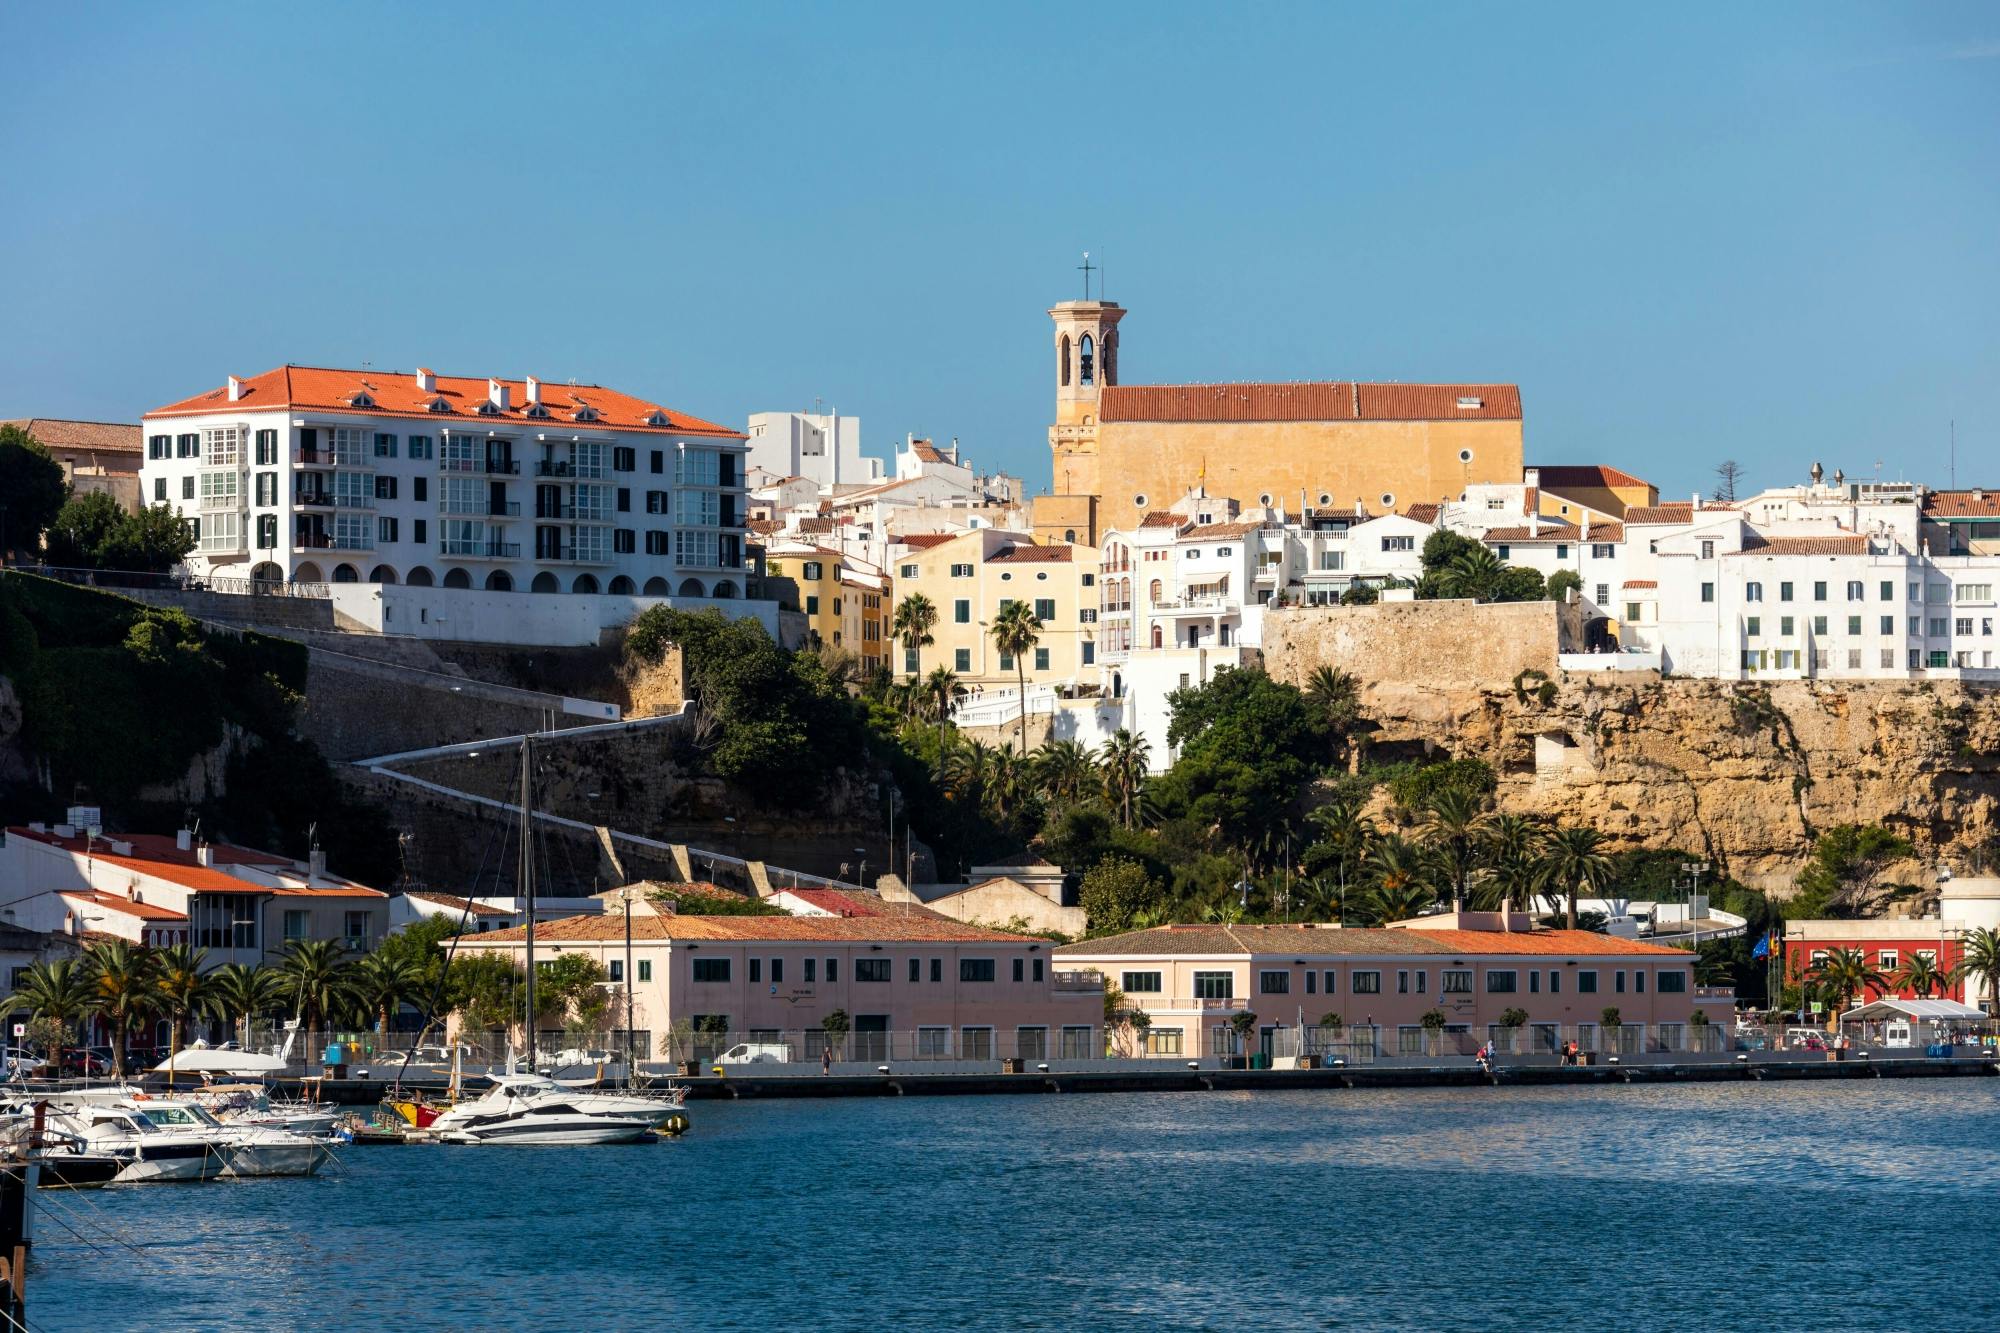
xmin=922 ymin=666 xmax=966 ymax=726
xmin=1035 ymin=739 xmax=1096 ymax=805
xmin=1811 ymin=946 xmax=1887 ymax=1020
xmin=207 ymin=963 xmax=290 ymax=1049
xmin=1960 ymin=927 xmax=2000 ymax=1016
xmin=1098 ymin=729 xmax=1150 ymax=828
xmin=3 ymin=959 xmax=96 ymax=1074
xmin=1306 ymin=799 xmax=1376 ymax=907
xmin=349 ymin=952 xmax=425 ymax=1035
xmin=277 ymin=939 xmax=353 ymax=1037
xmin=988 ymin=600 xmax=1042 ymax=756
xmin=1439 ymin=546 xmax=1507 ymax=601
xmin=1891 ymin=951 xmax=1951 ymax=1000
xmin=1483 ymin=814 xmax=1549 ymax=921
xmin=84 ymin=939 xmax=158 ymax=1078
xmin=1364 ymin=834 xmax=1435 ymax=924
xmin=891 ymin=593 xmax=938 ymax=699
xmin=1419 ymin=786 xmax=1490 ymax=912
xmin=1543 ymin=825 xmax=1613 ymax=930
xmin=944 ymin=738 xmax=1001 ymax=809
xmin=1304 ymin=665 xmax=1364 ymax=766
xmin=154 ymin=945 xmax=212 ymax=1074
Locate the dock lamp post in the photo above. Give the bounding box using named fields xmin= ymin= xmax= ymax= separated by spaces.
xmin=620 ymin=885 xmax=635 ymax=1090
xmin=1681 ymin=861 xmax=1711 ymax=952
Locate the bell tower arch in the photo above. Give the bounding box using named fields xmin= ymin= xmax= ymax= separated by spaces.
xmin=1046 ymin=296 xmax=1126 ymax=526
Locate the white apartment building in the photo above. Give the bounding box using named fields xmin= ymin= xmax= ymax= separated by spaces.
xmin=142 ymin=365 xmax=754 ymax=600
xmin=744 ymin=410 xmax=882 ymax=490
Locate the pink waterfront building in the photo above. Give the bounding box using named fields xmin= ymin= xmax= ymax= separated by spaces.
xmin=1055 ymin=912 xmax=1736 ymax=1060
xmin=450 ymin=896 xmax=1106 ymax=1063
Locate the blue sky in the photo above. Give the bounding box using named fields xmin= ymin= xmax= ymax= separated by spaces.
xmin=4 ymin=3 xmax=1995 ymax=500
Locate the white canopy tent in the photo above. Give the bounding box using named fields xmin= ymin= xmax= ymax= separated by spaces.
xmin=1838 ymin=998 xmax=1986 ymax=1024
xmin=1839 ymin=997 xmax=1989 ymax=1050
xmin=150 ymin=1050 xmax=290 ymax=1076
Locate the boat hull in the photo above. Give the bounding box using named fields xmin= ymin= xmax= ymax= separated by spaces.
xmin=33 ymin=1154 xmax=124 ymax=1189
xmin=113 ymin=1144 xmax=224 ymax=1184
xmin=222 ymin=1142 xmax=326 ymax=1177
xmin=441 ymin=1118 xmax=657 ymax=1146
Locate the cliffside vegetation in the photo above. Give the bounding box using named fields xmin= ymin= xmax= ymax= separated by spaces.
xmin=0 ymin=573 xmax=398 ymax=885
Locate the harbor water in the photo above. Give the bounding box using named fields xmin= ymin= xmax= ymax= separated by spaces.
xmin=33 ymin=1080 xmax=2000 ymax=1330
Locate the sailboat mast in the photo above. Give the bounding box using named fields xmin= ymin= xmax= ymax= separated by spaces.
xmin=521 ymin=733 xmax=536 ymax=1069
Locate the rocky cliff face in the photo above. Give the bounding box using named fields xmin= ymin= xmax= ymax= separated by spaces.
xmin=1358 ymin=675 xmax=2000 ymax=892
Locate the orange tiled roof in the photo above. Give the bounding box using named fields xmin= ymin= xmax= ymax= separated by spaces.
xmin=1625 ymin=502 xmax=1736 ymax=525
xmin=1101 ymin=382 xmax=1520 ymax=424
xmin=990 ymin=544 xmax=1073 ymax=563
xmin=1138 ymin=511 xmax=1185 ymax=528
xmin=465 ymin=908 xmax=1036 ymax=945
xmin=1181 ymin=521 xmax=1263 ymax=541
xmin=6 ymin=826 xmax=387 ymax=898
xmin=403 ymin=889 xmax=512 ymax=919
xmin=776 ymin=887 xmax=893 ymax=917
xmin=143 ymin=366 xmax=742 ymax=439
xmin=1728 ymin=534 xmax=1871 ymax=557
xmin=1923 ymin=490 xmax=2000 ymax=519
xmin=1394 ymin=928 xmax=1690 ymax=956
xmin=910 ymin=440 xmax=947 ymax=463
xmin=1533 ymin=464 xmax=1653 ymax=490
xmin=3 ymin=419 xmax=142 ymax=454
xmin=1482 ymin=524 xmax=1580 ymax=544
xmin=1056 ymin=923 xmax=1689 ymax=958
xmin=896 ymin=532 xmax=959 ymax=549
xmin=1402 ymin=503 xmax=1441 ymax=524
xmin=1622 ymin=579 xmax=1658 ymax=588
xmin=60 ymin=890 xmax=187 ymax=921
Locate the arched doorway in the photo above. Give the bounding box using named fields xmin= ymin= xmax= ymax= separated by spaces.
xmin=368 ymin=565 xmax=398 ymax=584
xmin=608 ymin=575 xmax=635 ymax=595
xmin=678 ymin=578 xmax=705 ymax=597
xmin=295 ymin=561 xmax=324 ymax=583
xmin=443 ymin=567 xmax=472 ymax=589
xmin=531 ymin=572 xmax=560 ymax=594
xmin=406 ymin=566 xmax=435 ymax=587
xmin=710 ymin=579 xmax=737 ymax=599
xmin=485 ymin=570 xmax=513 ymax=591
xmin=642 ymin=577 xmax=669 ymax=596
xmin=572 ymin=574 xmax=600 ymax=594
xmin=250 ymin=561 xmax=283 ymax=586
xmin=332 ymin=563 xmax=359 ymax=583
xmin=1150 ymin=624 xmax=1162 ymax=649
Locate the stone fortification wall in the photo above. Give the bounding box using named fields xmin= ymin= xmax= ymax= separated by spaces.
xmin=300 ymin=653 xmax=595 ymax=762
xmin=1263 ymin=600 xmax=1562 ymax=692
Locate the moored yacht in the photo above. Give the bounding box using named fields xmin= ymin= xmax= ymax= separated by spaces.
xmin=138 ymin=1099 xmax=329 ymax=1177
xmin=428 ymin=1074 xmax=685 ymax=1146
xmin=47 ymin=1102 xmax=225 ymax=1183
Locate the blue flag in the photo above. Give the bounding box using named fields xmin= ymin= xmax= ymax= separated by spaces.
xmin=1751 ymin=933 xmax=1771 ymax=961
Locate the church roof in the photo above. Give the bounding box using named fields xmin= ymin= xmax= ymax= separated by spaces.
xmin=1100 ymin=382 xmax=1521 ymax=424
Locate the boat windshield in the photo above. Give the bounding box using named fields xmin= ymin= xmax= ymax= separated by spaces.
xmin=141 ymin=1104 xmax=224 ymax=1129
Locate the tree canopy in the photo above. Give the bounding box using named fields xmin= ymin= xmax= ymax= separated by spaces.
xmin=0 ymin=425 xmax=67 ymax=560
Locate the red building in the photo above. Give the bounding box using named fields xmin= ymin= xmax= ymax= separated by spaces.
xmin=1783 ymin=918 xmax=1967 ymax=1004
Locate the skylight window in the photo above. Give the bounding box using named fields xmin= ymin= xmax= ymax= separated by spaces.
xmin=1455 ymin=396 xmax=1483 ymax=410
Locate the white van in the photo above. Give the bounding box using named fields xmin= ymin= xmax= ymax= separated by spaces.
xmin=717 ymin=1043 xmax=792 ymax=1065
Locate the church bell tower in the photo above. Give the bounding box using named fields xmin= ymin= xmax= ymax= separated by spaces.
xmin=1046 ymin=281 xmax=1124 ymax=504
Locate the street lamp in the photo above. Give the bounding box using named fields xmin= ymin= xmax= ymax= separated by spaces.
xmin=1681 ymin=861 xmax=1711 ymax=952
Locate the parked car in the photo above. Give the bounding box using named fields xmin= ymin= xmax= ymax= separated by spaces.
xmin=717 ymin=1043 xmax=792 ymax=1065
xmin=0 ymin=1048 xmax=45 ymax=1077
xmin=56 ymin=1049 xmax=111 ymax=1077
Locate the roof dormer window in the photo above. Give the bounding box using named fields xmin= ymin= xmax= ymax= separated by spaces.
xmin=475 ymin=400 xmax=500 ymax=416
xmin=644 ymin=409 xmax=670 ymax=427
xmin=573 ymin=406 xmax=599 ymax=423
xmin=525 ymin=403 xmax=550 ymax=420
xmin=426 ymin=396 xmax=451 ymax=413
xmin=346 ymin=390 xmax=376 ymax=408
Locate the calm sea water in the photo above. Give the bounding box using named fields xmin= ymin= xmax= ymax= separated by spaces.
xmin=30 ymin=1080 xmax=2000 ymax=1331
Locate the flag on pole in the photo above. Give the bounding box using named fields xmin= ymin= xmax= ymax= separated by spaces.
xmin=1752 ymin=934 xmax=1769 ymax=961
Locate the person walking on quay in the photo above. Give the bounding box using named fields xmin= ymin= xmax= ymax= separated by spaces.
xmin=821 ymin=1044 xmax=832 ymax=1076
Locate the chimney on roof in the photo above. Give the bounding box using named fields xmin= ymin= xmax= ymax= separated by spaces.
xmin=308 ymin=848 xmax=327 ymax=884
xmin=1580 ymin=512 xmax=1590 ymax=541
xmin=1692 ymin=492 xmax=1702 ymax=512
xmin=176 ymin=828 xmax=193 ymax=852
xmin=1523 ymin=467 xmax=1539 ymax=488
xmin=488 ymin=378 xmax=511 ymax=412
xmin=196 ymin=843 xmax=214 ymax=868
xmin=524 ymin=376 xmax=542 ymax=406
xmin=227 ymin=375 xmax=244 ymax=402
xmin=415 ymin=367 xmax=436 ymax=393
xmin=1528 ymin=512 xmax=1540 ymax=536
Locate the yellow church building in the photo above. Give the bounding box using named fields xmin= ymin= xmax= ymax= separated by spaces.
xmin=1033 ymin=295 xmax=1529 ymax=546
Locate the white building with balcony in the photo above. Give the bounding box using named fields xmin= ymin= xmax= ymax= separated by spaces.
xmin=141 ymin=365 xmax=755 ymax=602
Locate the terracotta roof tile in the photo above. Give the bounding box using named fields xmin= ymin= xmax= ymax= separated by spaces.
xmin=1923 ymin=490 xmax=2000 ymax=519
xmin=1621 ymin=579 xmax=1658 ymax=588
xmin=1101 ymin=382 xmax=1521 ymax=424
xmin=61 ymin=890 xmax=187 ymax=921
xmin=1402 ymin=503 xmax=1441 ymax=524
xmin=1180 ymin=521 xmax=1263 ymax=541
xmin=1138 ymin=511 xmax=1186 ymax=528
xmin=6 ymin=826 xmax=386 ymax=898
xmin=467 ymin=908 xmax=1035 ymax=945
xmin=775 ymin=887 xmax=893 ymax=917
xmin=896 ymin=532 xmax=959 ymax=550
xmin=403 ymin=889 xmax=511 ymax=919
xmin=1726 ymin=534 xmax=1871 ymax=557
xmin=989 ymin=544 xmax=1073 ymax=563
xmin=1625 ymin=503 xmax=1736 ymax=525
xmin=144 ymin=366 xmax=741 ymax=439
xmin=1056 ymin=923 xmax=1689 ymax=958
xmin=2 ymin=419 xmax=142 ymax=454
xmin=1482 ymin=524 xmax=1581 ymax=544
xmin=1532 ymin=464 xmax=1653 ymax=490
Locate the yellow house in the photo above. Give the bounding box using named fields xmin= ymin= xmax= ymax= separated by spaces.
xmin=764 ymin=542 xmax=883 ymax=654
xmin=841 ymin=570 xmax=888 ymax=673
xmin=891 ymin=529 xmax=1100 ymax=686
xmin=1532 ymin=465 xmax=1658 ymax=523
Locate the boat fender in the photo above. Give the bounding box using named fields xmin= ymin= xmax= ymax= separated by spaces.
xmin=131 ymin=1092 xmax=150 ymax=1100
xmin=660 ymin=1112 xmax=690 ymax=1136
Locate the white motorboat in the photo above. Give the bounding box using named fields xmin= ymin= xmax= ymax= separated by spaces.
xmin=139 ymin=1099 xmax=329 ymax=1177
xmin=429 ymin=1074 xmax=685 ymax=1146
xmin=189 ymin=1082 xmax=342 ymax=1137
xmin=47 ymin=1102 xmax=226 ymax=1183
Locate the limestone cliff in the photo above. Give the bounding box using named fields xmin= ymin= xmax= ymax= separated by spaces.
xmin=1355 ymin=674 xmax=1999 ymax=892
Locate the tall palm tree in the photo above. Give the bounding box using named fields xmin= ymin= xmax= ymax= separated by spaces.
xmin=277 ymin=940 xmax=353 ymax=1036
xmin=1304 ymin=665 xmax=1364 ymax=766
xmin=1366 ymin=834 xmax=1435 ymax=923
xmin=1891 ymin=951 xmax=1951 ymax=1000
xmin=1419 ymin=786 xmax=1490 ymax=912
xmin=1811 ymin=946 xmax=1887 ymax=1019
xmin=922 ymin=666 xmax=965 ymax=726
xmin=891 ymin=592 xmax=938 ymax=701
xmin=207 ymin=963 xmax=291 ymax=1049
xmin=1483 ymin=813 xmax=1549 ymax=922
xmin=1959 ymin=927 xmax=2000 ymax=1015
xmin=349 ymin=952 xmax=425 ymax=1035
xmin=988 ymin=600 xmax=1042 ymax=756
xmin=1098 ymin=729 xmax=1150 ymax=829
xmin=1543 ymin=825 xmax=1613 ymax=930
xmin=943 ymin=738 xmax=1001 ymax=809
xmin=1034 ymin=739 xmax=1096 ymax=805
xmin=3 ymin=959 xmax=96 ymax=1074
xmin=154 ymin=945 xmax=212 ymax=1074
xmin=84 ymin=939 xmax=158 ymax=1079
xmin=1439 ymin=546 xmax=1507 ymax=601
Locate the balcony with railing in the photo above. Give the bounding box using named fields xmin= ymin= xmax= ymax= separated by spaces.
xmin=293 ymin=533 xmax=372 ymax=552
xmin=533 ymin=504 xmax=613 ymax=524
xmin=535 ymin=459 xmax=604 ymax=480
xmin=295 ymin=489 xmax=374 ymax=510
xmin=439 ymin=539 xmax=522 ymax=559
xmin=294 ymin=448 xmax=371 ymax=469
xmin=1051 ymin=970 xmax=1106 ymax=993
xmin=439 ymin=498 xmax=520 ymax=517
xmin=534 ymin=543 xmax=613 ymax=565
xmin=440 ymin=456 xmax=520 ymax=475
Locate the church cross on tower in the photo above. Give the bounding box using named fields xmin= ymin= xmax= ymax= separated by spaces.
xmin=1077 ymin=251 xmax=1095 ymax=301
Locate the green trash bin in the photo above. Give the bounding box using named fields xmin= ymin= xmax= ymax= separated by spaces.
xmin=1250 ymin=1052 xmax=1269 ymax=1070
